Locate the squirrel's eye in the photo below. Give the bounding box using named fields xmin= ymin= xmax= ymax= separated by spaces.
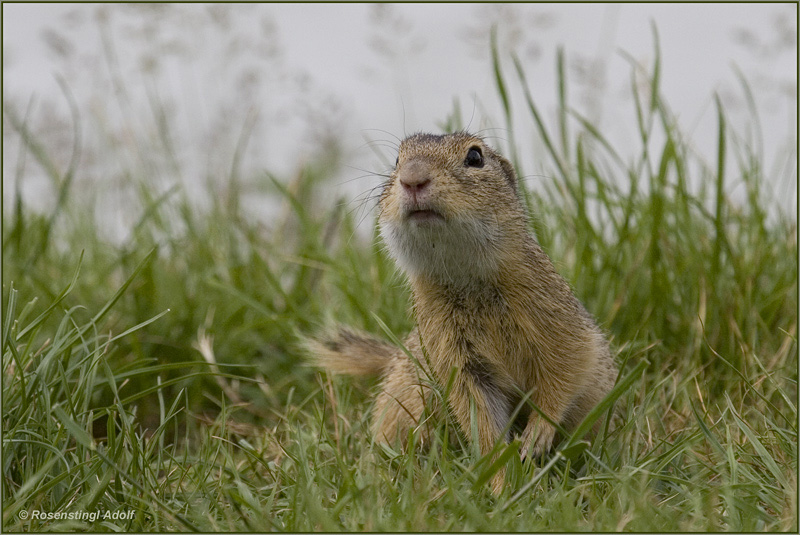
xmin=464 ymin=147 xmax=483 ymax=168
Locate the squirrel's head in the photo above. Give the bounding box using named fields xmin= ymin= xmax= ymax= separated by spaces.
xmin=378 ymin=132 xmax=528 ymax=285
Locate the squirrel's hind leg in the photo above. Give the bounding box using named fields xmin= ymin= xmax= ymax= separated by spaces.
xmin=371 ymin=355 xmax=439 ymax=448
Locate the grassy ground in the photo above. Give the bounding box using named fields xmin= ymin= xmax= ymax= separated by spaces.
xmin=3 ymin=45 xmax=797 ymax=532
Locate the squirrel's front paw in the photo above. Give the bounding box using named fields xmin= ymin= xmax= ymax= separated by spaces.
xmin=519 ymin=416 xmax=556 ymax=460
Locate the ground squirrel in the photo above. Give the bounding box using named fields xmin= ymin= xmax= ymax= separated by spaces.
xmin=305 ymin=132 xmax=617 ymax=493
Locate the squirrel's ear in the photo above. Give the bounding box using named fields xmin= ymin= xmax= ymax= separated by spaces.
xmin=498 ymin=156 xmax=519 ymax=195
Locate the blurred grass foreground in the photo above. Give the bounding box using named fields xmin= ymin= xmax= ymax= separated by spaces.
xmin=3 ymin=33 xmax=798 ymax=532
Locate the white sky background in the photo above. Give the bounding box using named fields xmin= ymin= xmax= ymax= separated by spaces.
xmin=2 ymin=3 xmax=797 ymax=238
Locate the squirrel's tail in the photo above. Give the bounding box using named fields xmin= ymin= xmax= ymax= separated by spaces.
xmin=302 ymin=326 xmax=396 ymax=377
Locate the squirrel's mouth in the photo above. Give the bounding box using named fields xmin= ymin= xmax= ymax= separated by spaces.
xmin=406 ymin=208 xmax=445 ymax=223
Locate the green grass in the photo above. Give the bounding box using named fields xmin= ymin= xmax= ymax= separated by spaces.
xmin=3 ymin=41 xmax=797 ymax=531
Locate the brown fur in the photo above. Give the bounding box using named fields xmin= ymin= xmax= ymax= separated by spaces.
xmin=304 ymin=132 xmax=617 ymax=493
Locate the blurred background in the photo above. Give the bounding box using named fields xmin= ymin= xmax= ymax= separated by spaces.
xmin=2 ymin=8 xmax=797 ymax=529
xmin=3 ymin=3 xmax=797 ymax=241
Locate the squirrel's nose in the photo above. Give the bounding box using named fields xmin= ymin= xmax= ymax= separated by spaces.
xmin=398 ymin=160 xmax=431 ymax=193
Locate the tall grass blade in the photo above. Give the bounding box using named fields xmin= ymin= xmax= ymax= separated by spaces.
xmin=17 ymin=251 xmax=84 ymax=339
xmin=712 ymin=95 xmax=727 ymax=279
xmin=557 ymin=47 xmax=569 ymax=160
xmin=728 ymin=397 xmax=790 ymax=491
xmin=562 ymin=358 xmax=649 ymax=450
xmin=512 ymin=53 xmax=568 ymax=181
